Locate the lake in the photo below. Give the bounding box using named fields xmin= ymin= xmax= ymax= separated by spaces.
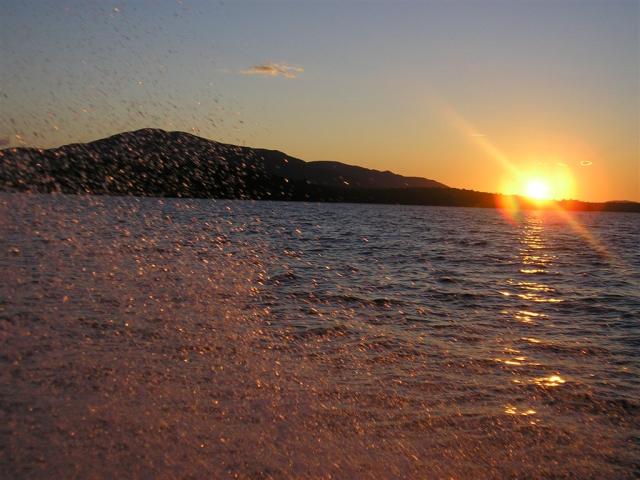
xmin=1 ymin=193 xmax=638 ymax=479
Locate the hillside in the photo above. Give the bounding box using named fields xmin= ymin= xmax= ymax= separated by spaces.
xmin=0 ymin=129 xmax=445 ymax=197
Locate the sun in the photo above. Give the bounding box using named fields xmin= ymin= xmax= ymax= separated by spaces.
xmin=523 ymin=178 xmax=552 ymax=201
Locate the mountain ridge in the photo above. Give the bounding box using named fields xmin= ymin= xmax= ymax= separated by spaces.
xmin=0 ymin=128 xmax=446 ymax=191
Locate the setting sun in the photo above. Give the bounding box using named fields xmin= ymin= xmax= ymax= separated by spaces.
xmin=524 ymin=179 xmax=552 ymax=201
xmin=500 ymin=165 xmax=576 ymax=206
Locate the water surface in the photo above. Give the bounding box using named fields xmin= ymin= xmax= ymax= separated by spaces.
xmin=1 ymin=194 xmax=638 ymax=478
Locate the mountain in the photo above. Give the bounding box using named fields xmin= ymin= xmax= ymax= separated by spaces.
xmin=0 ymin=128 xmax=445 ymax=198
xmin=1 ymin=128 xmax=639 ymax=213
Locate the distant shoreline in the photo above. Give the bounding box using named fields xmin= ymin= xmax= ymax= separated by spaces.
xmin=2 ymin=189 xmax=639 ymax=214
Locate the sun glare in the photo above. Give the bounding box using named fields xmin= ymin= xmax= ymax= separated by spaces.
xmin=501 ymin=165 xmax=576 ymax=204
xmin=524 ymin=179 xmax=552 ymax=201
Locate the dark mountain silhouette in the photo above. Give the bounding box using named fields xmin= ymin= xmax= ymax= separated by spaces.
xmin=1 ymin=128 xmax=638 ymax=213
xmin=0 ymin=128 xmax=444 ymax=196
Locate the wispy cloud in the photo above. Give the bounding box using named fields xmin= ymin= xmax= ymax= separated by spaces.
xmin=240 ymin=63 xmax=304 ymax=79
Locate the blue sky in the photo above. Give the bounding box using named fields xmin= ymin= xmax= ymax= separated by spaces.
xmin=1 ymin=0 xmax=638 ymax=201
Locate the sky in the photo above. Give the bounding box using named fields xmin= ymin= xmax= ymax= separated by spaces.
xmin=1 ymin=0 xmax=638 ymax=202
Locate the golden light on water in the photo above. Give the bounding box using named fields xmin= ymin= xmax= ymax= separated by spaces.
xmin=522 ymin=337 xmax=542 ymax=344
xmin=514 ymin=310 xmax=546 ymax=323
xmin=534 ymin=375 xmax=566 ymax=387
xmin=504 ymin=406 xmax=537 ymax=416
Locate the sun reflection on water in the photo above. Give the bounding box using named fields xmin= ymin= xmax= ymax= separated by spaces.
xmin=496 ymin=214 xmax=570 ymax=422
xmin=514 ymin=310 xmax=546 ymax=324
xmin=521 ymin=337 xmax=542 ymax=344
xmin=534 ymin=375 xmax=566 ymax=387
xmin=504 ymin=405 xmax=537 ymax=416
xmin=513 ymin=216 xmax=564 ymax=305
xmin=517 ymin=282 xmax=554 ymax=293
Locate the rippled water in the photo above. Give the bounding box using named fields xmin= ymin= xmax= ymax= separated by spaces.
xmin=1 ymin=193 xmax=639 ymax=479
